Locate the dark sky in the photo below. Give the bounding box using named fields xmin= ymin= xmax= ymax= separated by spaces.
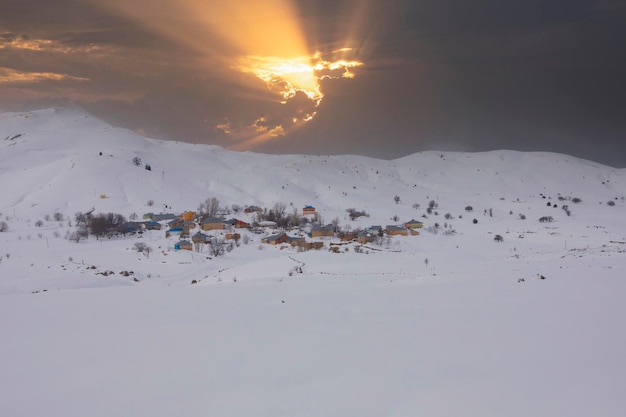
xmin=1 ymin=0 xmax=625 ymax=166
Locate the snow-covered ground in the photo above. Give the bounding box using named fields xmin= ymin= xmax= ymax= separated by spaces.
xmin=1 ymin=108 xmax=625 ymax=416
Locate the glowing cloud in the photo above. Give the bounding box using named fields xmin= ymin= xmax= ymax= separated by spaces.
xmin=0 ymin=36 xmax=100 ymax=54
xmin=0 ymin=67 xmax=89 ymax=84
xmin=237 ymin=51 xmax=363 ymax=106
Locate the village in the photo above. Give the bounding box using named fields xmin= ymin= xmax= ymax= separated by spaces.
xmin=136 ymin=203 xmax=424 ymax=254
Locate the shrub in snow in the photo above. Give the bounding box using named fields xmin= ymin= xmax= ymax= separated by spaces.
xmin=68 ymin=227 xmax=89 ymax=243
xmin=607 ymin=201 xmax=616 ymax=206
xmin=134 ymin=242 xmax=148 ymax=252
xmin=465 ymin=206 xmax=473 ymax=212
xmin=35 ymin=220 xmax=43 ymax=227
xmin=89 ymin=212 xmax=127 ymax=238
xmin=132 ymin=156 xmax=142 ymax=166
xmin=572 ymin=197 xmax=582 ymax=204
xmin=494 ymin=234 xmax=504 ymax=242
xmin=539 ymin=216 xmax=554 ymax=223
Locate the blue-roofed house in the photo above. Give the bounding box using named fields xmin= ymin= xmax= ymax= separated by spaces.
xmin=174 ymin=240 xmax=193 ymax=251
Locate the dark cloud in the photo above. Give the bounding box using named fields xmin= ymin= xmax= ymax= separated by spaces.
xmin=1 ymin=0 xmax=625 ymax=166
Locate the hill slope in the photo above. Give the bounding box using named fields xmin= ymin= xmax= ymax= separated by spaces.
xmin=1 ymin=108 xmax=625 ymax=417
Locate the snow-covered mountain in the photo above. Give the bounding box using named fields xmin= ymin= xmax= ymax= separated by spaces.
xmin=2 ymin=107 xmax=624 ymax=222
xmin=1 ymin=108 xmax=625 ymax=417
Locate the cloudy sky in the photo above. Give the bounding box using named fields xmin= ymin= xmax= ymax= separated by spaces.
xmin=1 ymin=0 xmax=625 ymax=166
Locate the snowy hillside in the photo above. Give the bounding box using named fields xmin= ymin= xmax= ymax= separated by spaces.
xmin=1 ymin=108 xmax=625 ymax=416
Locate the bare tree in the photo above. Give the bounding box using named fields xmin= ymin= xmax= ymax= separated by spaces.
xmin=208 ymin=237 xmax=225 ymax=256
xmin=272 ymin=201 xmax=288 ymax=227
xmin=198 ymin=197 xmax=220 ymax=218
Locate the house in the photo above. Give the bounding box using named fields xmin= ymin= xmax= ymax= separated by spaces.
xmin=117 ymin=222 xmax=142 ymax=235
xmin=191 ymin=231 xmax=210 ymax=244
xmin=168 ymin=219 xmax=196 ymax=235
xmin=201 ymin=217 xmax=226 ymax=231
xmin=262 ymin=232 xmax=287 ymax=245
xmin=302 ymin=205 xmax=316 ymax=215
xmin=144 ymin=213 xmax=177 ymax=222
xmin=310 ymin=224 xmax=335 ymax=238
xmin=291 ymin=239 xmax=324 ymax=250
xmin=182 ymin=211 xmax=196 ymax=221
xmin=257 ymin=220 xmax=277 ymax=229
xmin=174 ymin=240 xmax=193 ymax=251
xmin=405 ymin=219 xmax=424 ymax=229
xmin=232 ymin=219 xmax=250 ymax=229
xmin=385 ymin=225 xmax=408 ymax=236
xmin=361 ymin=225 xmax=383 ymax=237
xmin=339 ymin=232 xmax=358 ymax=242
xmin=144 ymin=221 xmax=162 ymax=230
xmin=225 ymin=233 xmax=241 ymax=241
xmin=357 ymin=230 xmax=377 ymax=244
xmin=286 ymin=235 xmax=306 ymax=245
xmin=244 ymin=205 xmax=263 ymax=214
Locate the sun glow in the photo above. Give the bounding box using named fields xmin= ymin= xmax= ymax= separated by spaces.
xmin=238 ymin=51 xmax=363 ymax=109
xmin=84 ymin=0 xmax=368 ymax=148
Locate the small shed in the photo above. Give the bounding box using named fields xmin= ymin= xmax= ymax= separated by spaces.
xmin=385 ymin=225 xmax=408 ymax=236
xmin=405 ymin=219 xmax=424 ymax=229
xmin=191 ymin=231 xmax=210 ymax=244
xmin=174 ymin=240 xmax=193 ymax=251
xmin=310 ymin=224 xmax=335 ymax=238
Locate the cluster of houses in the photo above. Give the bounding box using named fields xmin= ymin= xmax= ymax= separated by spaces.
xmin=141 ymin=206 xmax=424 ymax=252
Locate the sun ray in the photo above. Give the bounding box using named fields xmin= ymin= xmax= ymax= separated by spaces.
xmin=81 ymin=0 xmax=367 ymax=148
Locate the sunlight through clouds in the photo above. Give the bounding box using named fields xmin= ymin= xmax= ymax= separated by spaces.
xmin=79 ymin=0 xmax=366 ymax=149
